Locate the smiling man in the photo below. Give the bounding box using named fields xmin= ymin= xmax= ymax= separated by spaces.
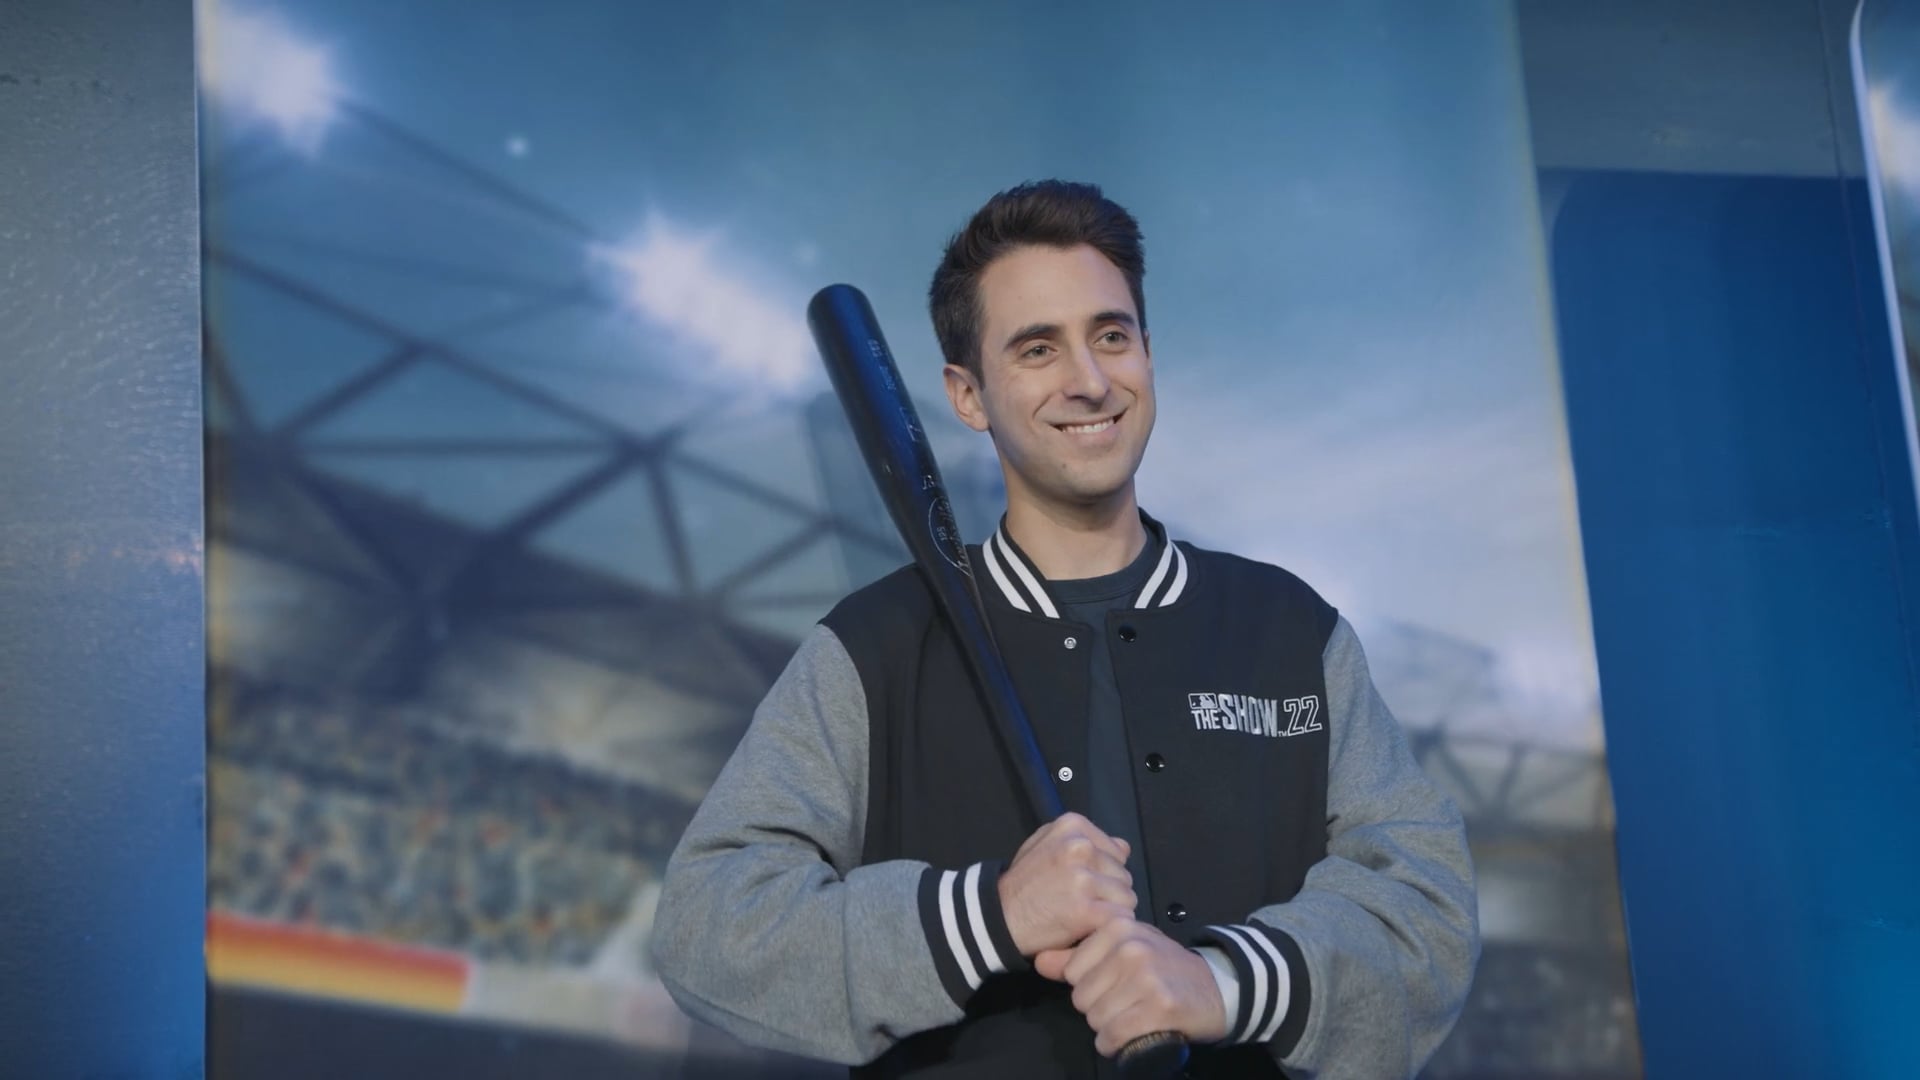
xmin=652 ymin=181 xmax=1479 ymax=1079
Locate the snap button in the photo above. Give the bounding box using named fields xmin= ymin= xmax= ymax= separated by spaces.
xmin=1145 ymin=753 xmax=1166 ymax=772
xmin=1165 ymin=901 xmax=1188 ymax=923
xmin=1057 ymin=766 xmax=1074 ymax=783
xmin=1118 ymin=624 xmax=1137 ymax=643
xmin=1063 ymin=636 xmax=1078 ymax=650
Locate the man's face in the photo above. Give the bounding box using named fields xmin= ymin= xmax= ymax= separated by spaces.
xmin=944 ymin=243 xmax=1156 ymax=514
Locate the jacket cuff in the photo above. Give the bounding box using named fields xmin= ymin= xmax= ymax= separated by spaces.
xmin=916 ymin=861 xmax=1029 ymax=1005
xmin=1194 ymin=922 xmax=1310 ymax=1054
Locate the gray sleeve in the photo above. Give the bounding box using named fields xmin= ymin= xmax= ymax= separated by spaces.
xmin=650 ymin=624 xmax=1008 ymax=1065
xmin=1195 ymin=617 xmax=1480 ymax=1078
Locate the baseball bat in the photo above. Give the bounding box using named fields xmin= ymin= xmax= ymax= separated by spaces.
xmin=807 ymin=283 xmax=1189 ymax=1079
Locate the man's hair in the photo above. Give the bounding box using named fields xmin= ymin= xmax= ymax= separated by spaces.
xmin=928 ymin=180 xmax=1146 ymax=376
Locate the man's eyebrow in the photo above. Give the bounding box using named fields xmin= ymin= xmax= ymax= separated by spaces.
xmin=1001 ymin=311 xmax=1139 ymax=352
xmin=1001 ymin=322 xmax=1060 ymax=352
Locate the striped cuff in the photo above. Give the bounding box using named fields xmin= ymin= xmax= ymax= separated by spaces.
xmin=1194 ymin=922 xmax=1310 ymax=1054
xmin=916 ymin=861 xmax=1028 ymax=1005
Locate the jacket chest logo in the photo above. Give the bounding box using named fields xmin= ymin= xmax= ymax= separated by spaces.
xmin=1187 ymin=692 xmax=1323 ymax=737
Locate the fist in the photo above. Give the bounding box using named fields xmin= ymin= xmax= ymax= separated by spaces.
xmin=1036 ymin=918 xmax=1230 ymax=1057
xmin=997 ymin=812 xmax=1136 ymax=956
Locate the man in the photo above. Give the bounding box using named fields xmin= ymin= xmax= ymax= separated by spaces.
xmin=652 ymin=181 xmax=1478 ymax=1078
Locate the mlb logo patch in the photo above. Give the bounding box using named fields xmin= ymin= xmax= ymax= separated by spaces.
xmin=1188 ymin=692 xmax=1323 ymax=737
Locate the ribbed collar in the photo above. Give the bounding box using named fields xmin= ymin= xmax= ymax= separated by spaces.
xmin=978 ymin=511 xmax=1190 ymax=620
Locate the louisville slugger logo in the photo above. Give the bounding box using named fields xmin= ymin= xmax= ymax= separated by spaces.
xmin=928 ymin=496 xmax=965 ymax=571
xmin=1187 ymin=692 xmax=1323 ymax=737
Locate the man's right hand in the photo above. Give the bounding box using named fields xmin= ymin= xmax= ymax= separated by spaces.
xmin=997 ymin=812 xmax=1136 ymax=957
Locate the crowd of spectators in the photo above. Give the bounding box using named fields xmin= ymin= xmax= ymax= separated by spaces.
xmin=208 ymin=682 xmax=693 ymax=967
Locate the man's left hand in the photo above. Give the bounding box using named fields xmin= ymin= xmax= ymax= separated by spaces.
xmin=1034 ymin=918 xmax=1230 ymax=1056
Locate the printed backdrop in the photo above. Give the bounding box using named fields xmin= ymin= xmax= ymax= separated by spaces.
xmin=199 ymin=2 xmax=1641 ymax=1076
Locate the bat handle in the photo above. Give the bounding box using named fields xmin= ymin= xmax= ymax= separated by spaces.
xmin=1117 ymin=1029 xmax=1189 ymax=1078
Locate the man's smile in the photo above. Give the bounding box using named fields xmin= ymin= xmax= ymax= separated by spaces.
xmin=1053 ymin=410 xmax=1125 ymax=436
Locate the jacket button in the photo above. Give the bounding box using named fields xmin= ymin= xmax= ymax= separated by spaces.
xmin=1117 ymin=624 xmax=1137 ymax=643
xmin=1057 ymin=766 xmax=1073 ymax=783
xmin=1063 ymin=636 xmax=1077 ymax=650
xmin=1145 ymin=753 xmax=1166 ymax=772
xmin=1165 ymin=902 xmax=1187 ymax=923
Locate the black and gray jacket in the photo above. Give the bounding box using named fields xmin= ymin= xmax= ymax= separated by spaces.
xmin=652 ymin=518 xmax=1479 ymax=1079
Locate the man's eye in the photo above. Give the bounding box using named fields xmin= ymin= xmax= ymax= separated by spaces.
xmin=1099 ymin=330 xmax=1128 ymax=345
xmin=1021 ymin=343 xmax=1053 ymax=360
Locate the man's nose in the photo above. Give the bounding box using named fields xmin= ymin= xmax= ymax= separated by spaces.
xmin=1062 ymin=343 xmax=1110 ymax=400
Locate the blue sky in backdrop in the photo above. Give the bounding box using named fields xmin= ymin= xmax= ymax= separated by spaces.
xmin=200 ymin=0 xmax=1601 ymax=748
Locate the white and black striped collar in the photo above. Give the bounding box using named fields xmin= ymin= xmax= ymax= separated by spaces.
xmin=979 ymin=515 xmax=1191 ymax=619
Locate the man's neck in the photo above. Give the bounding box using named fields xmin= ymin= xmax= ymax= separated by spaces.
xmin=1002 ymin=489 xmax=1149 ymax=582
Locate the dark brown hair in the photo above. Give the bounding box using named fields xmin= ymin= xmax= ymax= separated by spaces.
xmin=928 ymin=180 xmax=1146 ymax=376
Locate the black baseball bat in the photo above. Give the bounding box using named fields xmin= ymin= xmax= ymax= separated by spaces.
xmin=807 ymin=283 xmax=1189 ymax=1079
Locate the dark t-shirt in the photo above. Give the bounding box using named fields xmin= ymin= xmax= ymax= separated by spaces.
xmin=1050 ymin=534 xmax=1161 ymax=921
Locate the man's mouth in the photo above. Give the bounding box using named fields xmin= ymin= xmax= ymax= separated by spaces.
xmin=1055 ymin=412 xmax=1122 ymax=435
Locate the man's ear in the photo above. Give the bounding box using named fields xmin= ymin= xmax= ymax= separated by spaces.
xmin=944 ymin=363 xmax=991 ymax=433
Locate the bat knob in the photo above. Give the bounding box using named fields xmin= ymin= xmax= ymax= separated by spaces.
xmin=1117 ymin=1029 xmax=1190 ymax=1079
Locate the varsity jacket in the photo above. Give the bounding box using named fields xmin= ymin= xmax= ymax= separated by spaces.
xmin=652 ymin=518 xmax=1479 ymax=1079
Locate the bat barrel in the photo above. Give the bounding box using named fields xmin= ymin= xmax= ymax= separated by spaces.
xmin=807 ymin=284 xmax=1064 ymax=825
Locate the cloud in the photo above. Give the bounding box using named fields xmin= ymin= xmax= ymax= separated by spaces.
xmin=592 ymin=215 xmax=817 ymax=394
xmin=197 ymin=4 xmax=341 ymax=156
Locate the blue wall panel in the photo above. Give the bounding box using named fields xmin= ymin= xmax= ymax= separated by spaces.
xmin=1554 ymin=172 xmax=1920 ymax=1078
xmin=0 ymin=0 xmax=206 ymax=1074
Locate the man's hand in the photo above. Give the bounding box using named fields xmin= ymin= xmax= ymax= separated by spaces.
xmin=997 ymin=812 xmax=1136 ymax=957
xmin=1034 ymin=918 xmax=1230 ymax=1056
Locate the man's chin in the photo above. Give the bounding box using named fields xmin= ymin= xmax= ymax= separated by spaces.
xmin=1043 ymin=475 xmax=1137 ymax=511
xmin=1002 ymin=453 xmax=1141 ymax=513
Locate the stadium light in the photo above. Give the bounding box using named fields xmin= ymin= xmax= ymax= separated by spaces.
xmin=592 ymin=215 xmax=816 ymax=393
xmin=197 ymin=3 xmax=341 ymax=155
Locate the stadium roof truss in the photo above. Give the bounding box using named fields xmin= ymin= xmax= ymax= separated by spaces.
xmin=203 ymin=99 xmax=917 ymax=712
